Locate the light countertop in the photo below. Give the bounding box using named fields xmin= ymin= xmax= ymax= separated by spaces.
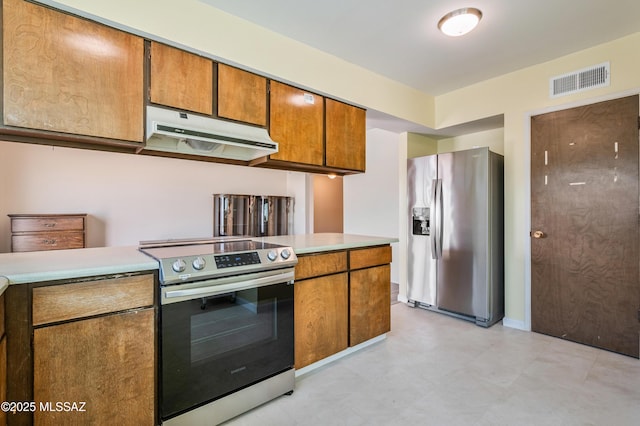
xmin=0 ymin=233 xmax=397 ymax=288
xmin=257 ymin=233 xmax=398 ymax=254
xmin=0 ymin=246 xmax=158 ymax=285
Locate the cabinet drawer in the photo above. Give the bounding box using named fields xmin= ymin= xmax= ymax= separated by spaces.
xmin=11 ymin=216 xmax=84 ymax=233
xmin=12 ymin=232 xmax=85 ymax=252
xmin=33 ymin=274 xmax=155 ymax=326
xmin=349 ymin=245 xmax=392 ymax=270
xmin=295 ymin=251 xmax=347 ymax=280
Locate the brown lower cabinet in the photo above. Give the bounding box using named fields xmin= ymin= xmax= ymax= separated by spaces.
xmin=33 ymin=309 xmax=155 ymax=425
xmin=5 ymin=273 xmax=156 ymax=426
xmin=294 ymin=245 xmax=392 ymax=369
xmin=349 ymin=246 xmax=392 ymax=346
xmin=1 ymin=292 xmax=6 ymax=426
xmin=350 ymin=265 xmax=391 ymax=346
xmin=294 ymin=273 xmax=349 ymax=369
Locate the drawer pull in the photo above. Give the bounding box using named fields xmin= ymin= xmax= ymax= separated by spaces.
xmin=44 ymin=223 xmax=57 ymax=228
xmin=42 ymin=239 xmax=57 ymax=245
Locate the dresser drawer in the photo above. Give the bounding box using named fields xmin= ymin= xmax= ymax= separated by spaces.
xmin=32 ymin=274 xmax=155 ymax=326
xmin=12 ymin=232 xmax=85 ymax=252
xmin=10 ymin=216 xmax=85 ymax=233
xmin=9 ymin=214 xmax=86 ymax=252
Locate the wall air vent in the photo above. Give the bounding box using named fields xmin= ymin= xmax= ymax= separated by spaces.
xmin=549 ymin=62 xmax=610 ymax=98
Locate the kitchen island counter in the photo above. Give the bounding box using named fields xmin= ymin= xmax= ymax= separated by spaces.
xmin=257 ymin=233 xmax=398 ymax=254
xmin=0 ymin=246 xmax=157 ymax=285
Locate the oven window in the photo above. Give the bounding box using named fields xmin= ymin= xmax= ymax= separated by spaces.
xmin=161 ymin=281 xmax=293 ymax=420
xmin=190 ymin=289 xmax=276 ymax=362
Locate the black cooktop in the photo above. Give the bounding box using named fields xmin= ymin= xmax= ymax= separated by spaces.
xmin=139 ymin=238 xmax=284 ymax=259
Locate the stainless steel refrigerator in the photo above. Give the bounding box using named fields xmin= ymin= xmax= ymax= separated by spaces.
xmin=407 ymin=147 xmax=504 ymax=327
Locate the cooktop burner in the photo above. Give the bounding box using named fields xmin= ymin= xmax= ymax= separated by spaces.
xmin=139 ymin=238 xmax=297 ymax=285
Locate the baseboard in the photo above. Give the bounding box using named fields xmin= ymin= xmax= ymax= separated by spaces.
xmin=502 ymin=317 xmax=528 ymax=330
xmin=295 ymin=334 xmax=386 ymax=378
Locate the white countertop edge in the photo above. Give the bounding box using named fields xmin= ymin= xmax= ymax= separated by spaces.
xmin=5 ymin=263 xmax=158 ymax=285
xmin=292 ymin=239 xmax=397 ymax=254
xmin=0 ymin=246 xmax=158 ymax=285
xmin=257 ymin=233 xmax=399 ymax=254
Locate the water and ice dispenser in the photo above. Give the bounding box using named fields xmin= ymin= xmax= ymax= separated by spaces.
xmin=412 ymin=207 xmax=430 ymax=236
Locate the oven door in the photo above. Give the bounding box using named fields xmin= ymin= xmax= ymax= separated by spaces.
xmin=160 ymin=270 xmax=294 ymax=420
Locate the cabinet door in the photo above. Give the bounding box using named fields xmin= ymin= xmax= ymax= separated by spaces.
xmin=350 ymin=265 xmax=391 ymax=346
xmin=217 ymin=63 xmax=267 ymax=126
xmin=149 ymin=41 xmax=213 ymax=115
xmin=3 ymin=0 xmax=144 ymax=142
xmin=294 ymin=273 xmax=348 ymax=369
xmin=0 ymin=336 xmax=5 ymax=426
xmin=269 ymin=81 xmax=324 ymax=166
xmin=0 ymin=293 xmax=5 ymax=426
xmin=325 ymin=98 xmax=366 ymax=172
xmin=33 ymin=308 xmax=155 ymax=425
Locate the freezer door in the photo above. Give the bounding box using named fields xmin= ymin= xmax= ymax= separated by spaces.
xmin=407 ymin=155 xmax=437 ymax=306
xmin=436 ymin=148 xmax=490 ymax=319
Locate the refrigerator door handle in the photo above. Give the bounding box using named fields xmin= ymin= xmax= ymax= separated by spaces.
xmin=430 ymin=178 xmax=439 ymax=259
xmin=434 ymin=178 xmax=443 ymax=259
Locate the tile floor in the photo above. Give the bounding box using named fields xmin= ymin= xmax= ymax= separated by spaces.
xmin=225 ymin=304 xmax=640 ymax=425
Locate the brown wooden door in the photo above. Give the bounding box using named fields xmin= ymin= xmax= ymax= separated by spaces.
xmin=350 ymin=265 xmax=391 ymax=346
xmin=269 ymin=81 xmax=324 ymax=166
xmin=531 ymin=95 xmax=639 ymax=358
xmin=149 ymin=41 xmax=213 ymax=115
xmin=217 ymin=63 xmax=267 ymax=126
xmin=294 ymin=273 xmax=348 ymax=369
xmin=325 ymin=99 xmax=366 ymax=172
xmin=33 ymin=308 xmax=155 ymax=425
xmin=3 ymin=0 xmax=144 ymax=142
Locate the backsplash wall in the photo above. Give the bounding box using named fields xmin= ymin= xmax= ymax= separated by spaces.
xmin=0 ymin=141 xmax=306 ymax=253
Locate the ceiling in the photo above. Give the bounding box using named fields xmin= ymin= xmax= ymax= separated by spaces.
xmin=199 ymin=0 xmax=640 ymax=135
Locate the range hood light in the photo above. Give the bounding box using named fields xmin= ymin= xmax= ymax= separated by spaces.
xmin=438 ymin=8 xmax=482 ymax=37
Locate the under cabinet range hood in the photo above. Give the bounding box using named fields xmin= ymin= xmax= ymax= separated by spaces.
xmin=145 ymin=106 xmax=278 ymax=161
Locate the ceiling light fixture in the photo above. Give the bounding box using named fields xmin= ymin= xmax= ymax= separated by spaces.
xmin=438 ymin=7 xmax=482 ymax=37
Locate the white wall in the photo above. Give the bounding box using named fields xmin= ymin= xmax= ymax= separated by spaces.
xmin=0 ymin=142 xmax=307 ymax=252
xmin=344 ymin=128 xmax=400 ymax=283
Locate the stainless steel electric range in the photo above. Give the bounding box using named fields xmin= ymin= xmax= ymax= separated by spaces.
xmin=139 ymin=238 xmax=298 ymax=426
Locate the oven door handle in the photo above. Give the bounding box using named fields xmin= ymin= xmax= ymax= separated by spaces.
xmin=163 ymin=270 xmax=295 ymax=301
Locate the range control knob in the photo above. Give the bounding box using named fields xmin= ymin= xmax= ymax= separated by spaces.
xmin=192 ymin=257 xmax=206 ymax=270
xmin=267 ymin=250 xmax=278 ymax=261
xmin=280 ymin=249 xmax=292 ymax=260
xmin=172 ymin=259 xmax=187 ymax=273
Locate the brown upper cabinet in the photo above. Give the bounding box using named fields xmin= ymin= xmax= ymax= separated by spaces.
xmin=149 ymin=41 xmax=213 ymax=115
xmin=269 ymin=81 xmax=324 ymax=166
xmin=325 ymin=99 xmax=366 ymax=172
xmin=217 ymin=64 xmax=267 ymax=126
xmin=1 ymin=0 xmax=366 ymax=173
xmin=264 ymin=81 xmax=366 ymax=174
xmin=2 ymin=0 xmax=144 ymax=143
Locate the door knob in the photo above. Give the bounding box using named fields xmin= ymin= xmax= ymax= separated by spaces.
xmin=531 ymin=230 xmax=546 ymax=239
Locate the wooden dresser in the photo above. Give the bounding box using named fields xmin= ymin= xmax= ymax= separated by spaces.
xmin=9 ymin=214 xmax=87 ymax=252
